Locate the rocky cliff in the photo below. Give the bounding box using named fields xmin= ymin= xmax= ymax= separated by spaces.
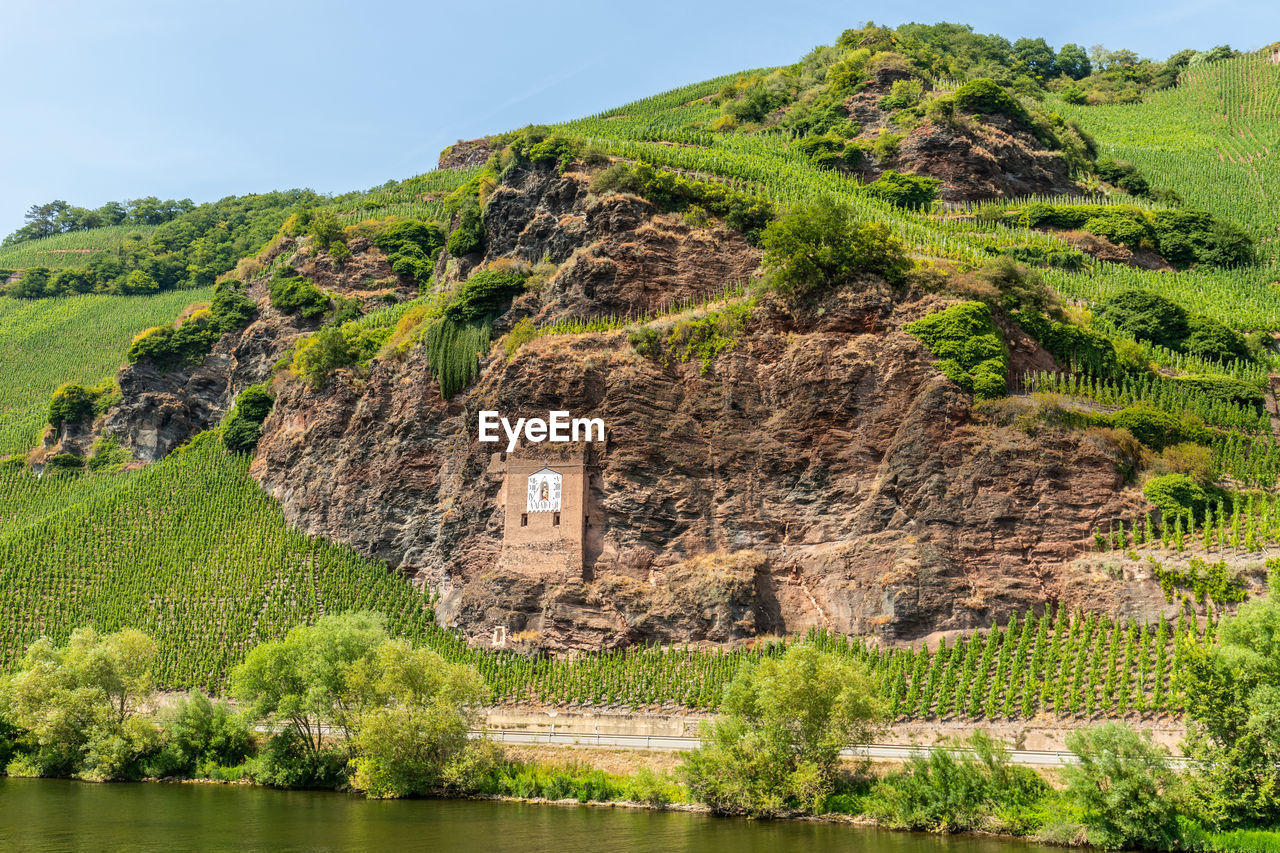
xmin=70 ymin=157 xmax=1157 ymax=652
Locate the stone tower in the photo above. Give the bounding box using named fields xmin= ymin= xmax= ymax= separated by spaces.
xmin=487 ymin=444 xmax=599 ymax=579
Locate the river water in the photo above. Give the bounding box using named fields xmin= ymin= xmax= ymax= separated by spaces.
xmin=0 ymin=777 xmax=1059 ymax=853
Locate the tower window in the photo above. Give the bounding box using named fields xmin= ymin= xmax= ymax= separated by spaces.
xmin=553 ymin=512 xmax=561 ymax=527
xmin=520 ymin=514 xmax=528 ymax=527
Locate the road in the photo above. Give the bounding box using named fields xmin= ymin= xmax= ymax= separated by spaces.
xmin=480 ymin=729 xmax=1193 ymax=768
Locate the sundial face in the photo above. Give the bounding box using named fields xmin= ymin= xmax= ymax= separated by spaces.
xmin=526 ymin=468 xmax=562 ymax=513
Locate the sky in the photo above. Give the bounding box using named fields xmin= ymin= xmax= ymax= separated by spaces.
xmin=3 ymin=0 xmax=1277 ymax=237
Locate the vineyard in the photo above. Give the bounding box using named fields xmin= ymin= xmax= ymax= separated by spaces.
xmin=0 ymin=224 xmax=158 ymax=271
xmin=0 ymin=288 xmax=213 ymax=455
xmin=0 ymin=435 xmax=441 ymax=690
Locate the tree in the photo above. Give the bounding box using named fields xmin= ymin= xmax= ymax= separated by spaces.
xmin=1013 ymin=37 xmax=1056 ymax=78
xmin=346 ymin=640 xmax=489 ymax=798
xmin=1057 ymin=44 xmax=1092 ymax=80
xmin=1095 ymin=289 xmax=1189 ymax=350
xmin=681 ymin=644 xmax=886 ymax=816
xmin=1178 ymin=570 xmax=1280 ymax=828
xmin=153 ymin=690 xmax=254 ymax=777
xmin=1061 ymin=723 xmax=1181 ymax=849
xmin=761 ymin=197 xmax=910 ymax=298
xmin=2 ymin=628 xmax=159 ymax=779
xmin=230 ymin=612 xmax=387 ymax=756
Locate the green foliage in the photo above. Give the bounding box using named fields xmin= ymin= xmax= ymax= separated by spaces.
xmin=863 ymin=170 xmax=941 ymax=210
xmin=0 ymin=437 xmax=442 ymax=691
xmin=446 ymin=196 xmax=485 ymax=256
xmin=2 ymin=190 xmax=318 ymax=298
xmin=268 ymin=274 xmax=330 ymax=320
xmin=222 ymin=385 xmax=274 ymax=454
xmin=662 ymin=303 xmax=753 ymax=375
xmin=373 ymin=220 xmax=443 ymax=282
xmin=125 ymin=312 xmax=220 ymax=371
xmin=1061 ymin=723 xmax=1181 ymax=850
xmin=761 ymin=197 xmax=910 ymax=297
xmin=347 ymin=640 xmax=488 ymax=798
xmin=151 ymin=690 xmax=253 ymax=778
xmin=950 ymin=78 xmax=1031 ymax=124
xmin=1178 ymin=571 xmax=1280 ymax=828
xmin=904 ymin=301 xmax=1008 ymax=399
xmin=2 ymin=627 xmax=159 ymax=780
xmin=47 ymin=383 xmax=96 ymax=429
xmin=681 ymin=644 xmax=885 ymax=816
xmin=0 ymin=289 xmax=210 ymax=454
xmin=422 ymin=318 xmax=492 ymax=399
xmin=868 ymin=731 xmax=1049 ymax=834
xmin=1144 ymin=473 xmax=1211 ymax=519
xmin=443 ymin=270 xmax=527 ymax=324
xmin=209 ymin=285 xmax=257 ymax=333
xmin=1112 ymin=405 xmax=1189 ymax=450
xmin=589 ymin=161 xmax=775 ymax=244
xmin=231 ymin=612 xmax=387 ymax=759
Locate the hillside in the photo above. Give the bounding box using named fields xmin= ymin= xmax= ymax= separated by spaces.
xmin=1 ymin=23 xmax=1278 ymax=715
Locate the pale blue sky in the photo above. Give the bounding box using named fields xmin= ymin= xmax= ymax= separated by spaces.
xmin=4 ymin=0 xmax=1276 ymax=236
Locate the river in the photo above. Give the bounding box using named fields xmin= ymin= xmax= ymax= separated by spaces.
xmin=0 ymin=777 xmax=1059 ymax=853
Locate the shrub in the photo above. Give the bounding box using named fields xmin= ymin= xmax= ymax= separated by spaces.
xmin=863 ymin=170 xmax=941 ymax=210
xmin=222 ymin=385 xmax=274 ymax=453
xmin=268 ymin=275 xmax=330 ymax=320
xmin=681 ymin=644 xmax=885 ymax=816
xmin=443 ymin=269 xmax=528 ymax=324
xmin=904 ymin=301 xmax=1008 ymax=400
xmin=126 ymin=315 xmax=220 ymax=371
xmin=868 ymin=731 xmax=1049 ymax=834
xmin=48 ymin=383 xmax=96 ymax=429
xmin=1183 ymin=316 xmax=1250 ymax=363
xmin=761 ymin=197 xmax=910 ymax=297
xmin=210 ymin=286 xmax=257 ymax=333
xmin=446 ymin=196 xmax=485 ymax=256
xmin=1111 ymin=405 xmax=1187 ymax=450
xmin=1143 ymin=473 xmax=1210 ymax=519
xmin=951 ymin=78 xmax=1030 ymax=124
xmin=1061 ymin=723 xmax=1180 ymax=850
xmin=150 ymin=690 xmax=254 ymax=778
xmin=1095 ymin=290 xmax=1188 ymax=350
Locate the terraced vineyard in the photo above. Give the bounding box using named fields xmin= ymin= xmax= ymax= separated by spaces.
xmin=0 ymin=225 xmax=157 ymax=271
xmin=0 ymin=436 xmax=440 ymax=690
xmin=1058 ymin=53 xmax=1280 ymax=266
xmin=0 ymin=288 xmax=212 ymax=455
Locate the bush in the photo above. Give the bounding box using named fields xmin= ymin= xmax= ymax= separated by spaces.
xmin=268 ymin=275 xmax=330 ymax=320
xmin=126 ymin=315 xmax=220 ymax=371
xmin=150 ymin=690 xmax=254 ymax=778
xmin=443 ymin=269 xmax=528 ymax=324
xmin=761 ymin=197 xmax=910 ymax=297
xmin=1143 ymin=473 xmax=1210 ymax=520
xmin=210 ymin=285 xmax=257 ymax=333
xmin=1095 ymin=289 xmax=1188 ymax=350
xmin=222 ymin=385 xmax=274 ymax=453
xmin=681 ymin=644 xmax=885 ymax=817
xmin=292 ymin=326 xmax=357 ymax=388
xmin=47 ymin=383 xmax=96 ymax=429
xmin=950 ymin=78 xmax=1030 ymax=124
xmin=1183 ymin=316 xmax=1250 ymax=363
xmin=863 ymin=170 xmax=941 ymax=210
xmin=1061 ymin=723 xmax=1181 ymax=850
xmin=1111 ymin=405 xmax=1187 ymax=450
xmin=247 ymin=732 xmax=347 ymax=789
xmin=868 ymin=731 xmax=1049 ymax=834
xmin=904 ymin=301 xmax=1008 ymax=400
xmin=446 ymin=196 xmax=485 ymax=256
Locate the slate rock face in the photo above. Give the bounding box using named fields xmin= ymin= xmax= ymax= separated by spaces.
xmin=89 ymin=157 xmax=1154 ymax=651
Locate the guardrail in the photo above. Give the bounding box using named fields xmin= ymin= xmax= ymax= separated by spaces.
xmin=476 ymin=729 xmax=1193 ymax=768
